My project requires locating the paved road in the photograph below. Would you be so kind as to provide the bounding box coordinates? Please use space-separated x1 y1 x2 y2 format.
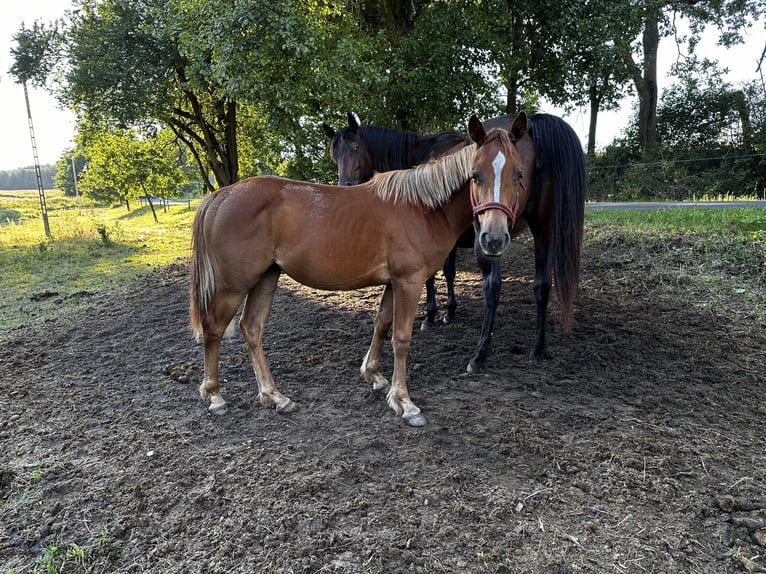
586 200 766 210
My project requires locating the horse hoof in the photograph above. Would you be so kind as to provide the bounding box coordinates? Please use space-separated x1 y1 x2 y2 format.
530 348 553 360
404 412 427 427
372 383 391 396
277 400 297 414
208 403 227 415
466 359 482 373
442 314 455 325
420 318 435 330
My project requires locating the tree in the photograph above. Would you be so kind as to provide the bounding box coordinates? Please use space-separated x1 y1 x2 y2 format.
66 0 242 190
53 150 86 198
11 0 240 190
657 61 747 151
614 0 765 157
77 127 187 216
544 2 638 158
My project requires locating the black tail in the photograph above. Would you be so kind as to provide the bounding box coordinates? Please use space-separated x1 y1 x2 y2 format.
528 113 586 331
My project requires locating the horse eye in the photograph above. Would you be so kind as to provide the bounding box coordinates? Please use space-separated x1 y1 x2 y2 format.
353 146 360 153
471 174 480 184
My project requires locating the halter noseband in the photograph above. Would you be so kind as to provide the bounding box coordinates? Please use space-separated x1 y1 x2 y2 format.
470 178 527 226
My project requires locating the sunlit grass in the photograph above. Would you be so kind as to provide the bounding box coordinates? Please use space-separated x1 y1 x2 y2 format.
0 190 197 331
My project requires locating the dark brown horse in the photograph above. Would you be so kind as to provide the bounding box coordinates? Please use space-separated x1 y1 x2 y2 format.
190 115 528 426
323 112 585 370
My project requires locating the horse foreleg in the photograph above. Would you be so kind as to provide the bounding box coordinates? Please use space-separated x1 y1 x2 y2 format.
442 247 458 324
387 281 427 427
361 285 393 392
531 242 553 359
199 292 243 414
240 267 296 413
420 275 438 330
467 251 502 373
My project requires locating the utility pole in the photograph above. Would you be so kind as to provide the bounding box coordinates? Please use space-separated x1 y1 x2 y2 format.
71 155 81 210
23 81 51 237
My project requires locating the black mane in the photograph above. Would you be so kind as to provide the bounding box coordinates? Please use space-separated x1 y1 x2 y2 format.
357 125 469 172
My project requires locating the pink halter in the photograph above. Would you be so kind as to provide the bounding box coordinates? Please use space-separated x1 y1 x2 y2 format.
470 178 527 226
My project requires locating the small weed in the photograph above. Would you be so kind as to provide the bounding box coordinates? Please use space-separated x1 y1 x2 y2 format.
32 527 108 574
476 551 490 569
26 469 45 482
95 224 112 246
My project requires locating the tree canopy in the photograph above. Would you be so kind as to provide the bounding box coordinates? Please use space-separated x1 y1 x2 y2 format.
10 0 765 189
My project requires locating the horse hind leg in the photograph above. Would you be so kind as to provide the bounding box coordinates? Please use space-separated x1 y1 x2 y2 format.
531 242 553 359
442 247 458 324
240 266 296 413
420 275 438 330
361 285 393 392
199 292 245 414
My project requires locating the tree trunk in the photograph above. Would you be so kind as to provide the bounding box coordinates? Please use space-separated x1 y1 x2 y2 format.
169 124 215 194
171 70 239 190
620 8 660 157
587 78 600 159
141 183 158 223
638 12 659 156
505 76 518 115
731 90 753 151
503 11 525 115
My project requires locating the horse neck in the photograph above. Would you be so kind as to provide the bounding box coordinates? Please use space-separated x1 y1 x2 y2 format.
359 126 418 171
359 126 470 170
438 182 473 237
412 132 470 165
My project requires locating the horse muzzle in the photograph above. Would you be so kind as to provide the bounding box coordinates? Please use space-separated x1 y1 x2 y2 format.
478 226 510 257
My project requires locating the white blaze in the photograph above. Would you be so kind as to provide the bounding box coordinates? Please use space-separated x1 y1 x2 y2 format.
492 151 506 202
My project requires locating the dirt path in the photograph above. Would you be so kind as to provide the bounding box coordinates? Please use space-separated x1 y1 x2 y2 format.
1 235 764 573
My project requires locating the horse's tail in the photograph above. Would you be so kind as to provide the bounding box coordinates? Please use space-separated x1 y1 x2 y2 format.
189 194 218 338
529 113 586 332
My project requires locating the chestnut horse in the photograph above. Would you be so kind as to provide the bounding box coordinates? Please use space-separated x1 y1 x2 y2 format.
190 115 528 426
323 112 585 370
323 114 472 329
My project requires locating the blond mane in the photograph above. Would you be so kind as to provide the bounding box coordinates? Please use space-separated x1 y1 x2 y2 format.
370 144 477 209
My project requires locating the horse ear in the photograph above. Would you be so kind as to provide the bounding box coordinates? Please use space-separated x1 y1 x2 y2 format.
468 114 487 146
322 123 336 139
347 112 360 133
510 111 528 141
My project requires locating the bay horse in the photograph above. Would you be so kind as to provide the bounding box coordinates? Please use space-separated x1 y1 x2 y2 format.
190 115 528 426
323 112 585 371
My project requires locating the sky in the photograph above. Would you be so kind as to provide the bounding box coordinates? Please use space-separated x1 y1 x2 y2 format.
1 1 764 171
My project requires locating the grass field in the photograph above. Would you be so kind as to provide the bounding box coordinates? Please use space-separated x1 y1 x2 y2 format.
1 189 765 332
0 190 197 331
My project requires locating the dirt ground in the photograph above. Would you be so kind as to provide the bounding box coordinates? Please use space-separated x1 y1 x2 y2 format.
1 232 765 574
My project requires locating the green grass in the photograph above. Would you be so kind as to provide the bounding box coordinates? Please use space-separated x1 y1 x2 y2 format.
31 527 109 574
0 190 197 332
585 207 766 323
586 206 766 240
